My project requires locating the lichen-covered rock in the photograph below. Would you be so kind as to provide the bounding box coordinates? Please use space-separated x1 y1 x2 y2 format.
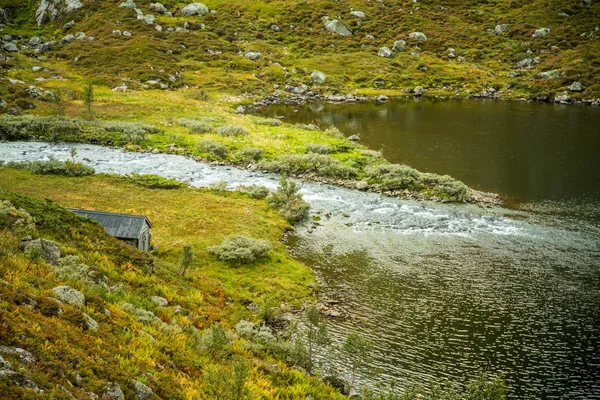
0 370 39 391
181 3 209 16
414 86 424 96
350 10 365 18
151 296 168 306
143 14 155 24
244 51 261 61
0 355 11 370
568 81 584 92
36 0 83 26
2 43 18 52
539 69 561 79
23 239 61 265
149 2 168 13
52 286 85 307
103 382 124 400
311 70 327 84
533 27 550 38
119 0 136 8
63 20 75 31
378 46 392 58
29 36 42 46
393 39 406 52
132 380 153 400
83 313 99 331
409 31 427 40
325 19 352 36
0 346 37 363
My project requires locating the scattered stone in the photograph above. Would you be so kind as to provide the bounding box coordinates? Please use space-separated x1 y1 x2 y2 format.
554 92 570 104
569 81 584 92
311 70 326 84
409 31 427 40
393 39 406 52
418 65 428 72
36 0 83 26
0 371 39 391
181 3 209 16
516 58 533 69
348 135 360 142
113 84 127 92
61 34 75 45
149 2 168 14
74 31 87 40
378 46 392 58
373 79 386 88
236 105 245 114
2 42 18 52
270 24 280 32
155 25 162 31
0 355 12 370
0 8 7 23
83 313 99 331
246 302 259 311
63 20 75 31
39 41 56 53
350 10 365 18
123 31 132 37
324 19 352 36
143 14 155 24
132 380 153 400
103 382 124 400
244 51 261 61
375 95 389 103
533 27 550 38
494 23 509 34
52 286 85 307
113 30 122 36
414 86 424 96
539 70 561 79
151 296 168 306
0 100 6 109
23 239 61 265
29 36 42 46
0 346 37 364
285 84 308 95
119 0 136 8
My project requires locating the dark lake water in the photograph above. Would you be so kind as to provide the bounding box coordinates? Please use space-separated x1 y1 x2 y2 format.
259 99 600 205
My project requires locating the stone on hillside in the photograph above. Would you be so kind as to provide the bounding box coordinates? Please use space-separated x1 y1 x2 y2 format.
244 51 261 61
348 135 360 142
409 31 427 40
516 58 532 68
393 39 406 52
29 37 42 46
143 14 155 24
378 46 392 58
494 24 509 34
23 239 61 265
554 92 570 104
132 380 153 400
270 24 281 32
350 10 365 18
0 371 39 391
373 79 386 88
113 30 122 36
311 70 327 84
83 313 99 331
325 19 352 36
569 81 584 92
533 28 550 38
151 296 168 306
0 346 37 363
134 8 143 19
539 70 561 79
52 286 85 307
0 355 11 370
119 0 136 8
150 2 168 14
414 86 424 96
285 84 308 95
63 20 75 31
123 31 132 37
75 32 87 40
61 34 75 45
2 42 18 52
103 382 124 400
36 0 83 26
0 8 7 23
155 25 162 31
181 3 209 16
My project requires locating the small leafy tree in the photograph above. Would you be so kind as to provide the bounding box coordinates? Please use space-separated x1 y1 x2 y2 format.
204 360 251 400
267 174 310 223
178 245 194 276
341 332 374 393
207 235 273 265
51 90 66 117
289 304 330 373
82 83 94 117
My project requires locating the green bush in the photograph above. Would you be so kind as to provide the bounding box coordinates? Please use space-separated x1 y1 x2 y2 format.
216 124 249 137
266 175 310 223
127 174 185 189
0 199 35 236
236 184 270 199
255 118 283 127
325 126 345 139
421 173 468 201
236 147 264 163
196 323 232 359
305 143 334 154
207 235 273 264
197 140 229 159
294 123 320 131
203 361 250 399
179 118 214 134
365 163 421 190
261 154 357 179
3 158 95 177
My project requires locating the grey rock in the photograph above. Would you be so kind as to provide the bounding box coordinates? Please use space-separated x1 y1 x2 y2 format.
0 355 12 370
409 31 427 40
568 81 584 92
2 42 18 52
414 86 424 96
392 39 406 52
143 14 156 25
554 92 570 103
113 30 122 36
155 25 162 31
348 135 360 142
516 58 532 68
378 46 392 58
61 34 75 45
119 0 136 8
36 0 82 26
0 346 37 363
151 296 168 306
2 34 13 41
150 2 168 14
181 3 209 16
29 36 42 46
23 239 61 265
270 24 280 32
134 8 144 20
74 32 87 40
236 105 245 114
350 10 365 18
494 23 509 34
373 79 386 88
285 84 308 95
539 70 561 79
311 70 327 84
123 31 132 37
0 8 7 23
0 100 6 109
244 51 261 61
63 20 75 31
83 313 99 331
52 286 85 307
533 28 550 38
103 382 124 400
39 41 56 53
132 380 153 400
0 370 39 391
418 65 428 72
324 19 352 36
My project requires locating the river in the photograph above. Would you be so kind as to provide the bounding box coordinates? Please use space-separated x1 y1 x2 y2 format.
1 100 599 400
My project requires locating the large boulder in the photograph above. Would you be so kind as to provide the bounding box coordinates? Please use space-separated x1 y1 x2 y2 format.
52 286 85 307
181 3 209 16
311 70 327 84
0 355 11 370
0 346 37 363
23 239 61 265
409 32 427 40
325 19 352 36
36 0 83 26
103 382 124 400
132 380 153 400
533 28 550 38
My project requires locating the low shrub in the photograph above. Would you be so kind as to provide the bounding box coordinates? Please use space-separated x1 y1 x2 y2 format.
207 235 273 264
235 147 264 163
267 175 310 223
360 149 383 158
3 158 95 177
0 199 36 235
236 184 270 199
196 323 233 359
305 143 333 154
216 124 249 137
209 180 228 192
127 174 185 189
37 297 61 317
179 118 214 134
294 123 320 131
365 163 422 190
197 140 229 159
255 118 283 127
324 126 345 139
261 154 357 179
421 173 468 201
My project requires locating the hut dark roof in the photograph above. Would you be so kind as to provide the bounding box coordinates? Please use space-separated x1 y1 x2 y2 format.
68 209 152 239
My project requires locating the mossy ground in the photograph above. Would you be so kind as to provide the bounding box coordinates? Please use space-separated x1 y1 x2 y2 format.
0 168 346 399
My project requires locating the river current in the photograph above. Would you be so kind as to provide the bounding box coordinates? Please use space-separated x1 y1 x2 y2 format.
1 141 598 399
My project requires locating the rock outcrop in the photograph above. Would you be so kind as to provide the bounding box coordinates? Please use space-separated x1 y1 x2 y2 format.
36 0 83 26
